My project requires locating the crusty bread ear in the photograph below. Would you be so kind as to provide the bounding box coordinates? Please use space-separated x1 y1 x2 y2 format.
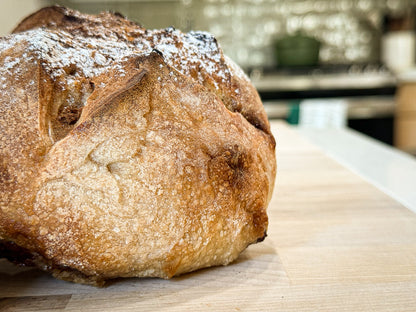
13 6 75 33
12 6 273 139
0 7 276 286
13 5 135 34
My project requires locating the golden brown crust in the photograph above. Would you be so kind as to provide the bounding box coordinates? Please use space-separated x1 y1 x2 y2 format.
0 6 276 285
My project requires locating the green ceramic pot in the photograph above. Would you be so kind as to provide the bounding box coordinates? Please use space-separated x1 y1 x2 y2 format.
275 33 321 67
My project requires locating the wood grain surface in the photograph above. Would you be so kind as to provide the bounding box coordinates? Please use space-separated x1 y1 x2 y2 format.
1 121 416 311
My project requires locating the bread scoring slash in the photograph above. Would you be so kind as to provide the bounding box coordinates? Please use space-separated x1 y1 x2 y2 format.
0 6 276 286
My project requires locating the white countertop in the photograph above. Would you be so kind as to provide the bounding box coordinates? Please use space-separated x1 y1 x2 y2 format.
270 120 416 214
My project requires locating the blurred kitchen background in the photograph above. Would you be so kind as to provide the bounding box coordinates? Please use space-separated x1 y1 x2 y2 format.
1 0 416 155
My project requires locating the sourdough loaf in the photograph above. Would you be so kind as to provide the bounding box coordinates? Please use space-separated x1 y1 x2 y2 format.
0 6 276 285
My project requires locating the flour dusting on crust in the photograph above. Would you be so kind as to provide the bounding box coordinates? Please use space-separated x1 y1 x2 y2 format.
1 9 233 88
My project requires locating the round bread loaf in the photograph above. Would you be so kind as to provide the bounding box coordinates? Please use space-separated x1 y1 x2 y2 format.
0 6 276 285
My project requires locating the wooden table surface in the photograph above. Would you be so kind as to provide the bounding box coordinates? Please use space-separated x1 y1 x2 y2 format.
1 121 416 311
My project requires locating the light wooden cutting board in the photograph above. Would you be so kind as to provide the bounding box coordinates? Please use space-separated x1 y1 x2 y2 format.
1 121 416 311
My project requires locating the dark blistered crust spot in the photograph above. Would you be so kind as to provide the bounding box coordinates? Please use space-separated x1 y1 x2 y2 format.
256 231 267 243
63 14 80 23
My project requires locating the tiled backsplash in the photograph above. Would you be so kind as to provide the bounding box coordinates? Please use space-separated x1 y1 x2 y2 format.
53 0 415 69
